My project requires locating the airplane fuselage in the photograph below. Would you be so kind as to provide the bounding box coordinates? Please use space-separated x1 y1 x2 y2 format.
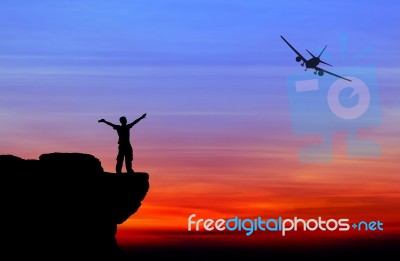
305 57 320 69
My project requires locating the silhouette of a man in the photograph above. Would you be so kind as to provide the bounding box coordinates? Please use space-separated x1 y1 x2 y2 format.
98 113 146 173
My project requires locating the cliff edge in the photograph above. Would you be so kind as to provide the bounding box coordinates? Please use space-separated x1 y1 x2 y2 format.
1 152 149 259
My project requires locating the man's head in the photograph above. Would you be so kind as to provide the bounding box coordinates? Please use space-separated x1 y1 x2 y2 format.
119 116 127 125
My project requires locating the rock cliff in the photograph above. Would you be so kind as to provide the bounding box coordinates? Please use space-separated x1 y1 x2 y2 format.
1 152 149 259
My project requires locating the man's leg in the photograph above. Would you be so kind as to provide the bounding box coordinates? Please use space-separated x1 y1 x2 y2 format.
126 159 134 174
126 145 134 173
116 151 124 174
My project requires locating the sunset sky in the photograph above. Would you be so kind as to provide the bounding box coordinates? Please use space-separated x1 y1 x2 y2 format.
0 0 399 249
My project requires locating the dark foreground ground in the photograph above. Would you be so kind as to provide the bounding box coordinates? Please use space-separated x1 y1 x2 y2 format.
121 237 399 260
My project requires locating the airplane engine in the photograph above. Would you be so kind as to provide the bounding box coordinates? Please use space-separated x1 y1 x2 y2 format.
318 70 324 76
295 56 301 62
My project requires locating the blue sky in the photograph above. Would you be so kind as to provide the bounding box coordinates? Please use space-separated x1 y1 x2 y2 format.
0 0 399 160
0 1 398 63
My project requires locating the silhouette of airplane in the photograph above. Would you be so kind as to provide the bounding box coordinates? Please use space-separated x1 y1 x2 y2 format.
281 35 351 82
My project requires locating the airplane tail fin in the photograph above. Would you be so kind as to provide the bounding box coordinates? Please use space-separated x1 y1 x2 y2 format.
318 45 331 66
318 45 328 58
306 49 315 58
320 60 332 66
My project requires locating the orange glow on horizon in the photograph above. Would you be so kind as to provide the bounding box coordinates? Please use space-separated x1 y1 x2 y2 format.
2 116 399 248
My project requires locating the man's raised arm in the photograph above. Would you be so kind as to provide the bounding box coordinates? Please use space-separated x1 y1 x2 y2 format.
128 113 147 127
98 119 117 128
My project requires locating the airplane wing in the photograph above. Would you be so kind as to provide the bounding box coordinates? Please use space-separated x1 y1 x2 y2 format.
280 35 307 63
315 66 352 82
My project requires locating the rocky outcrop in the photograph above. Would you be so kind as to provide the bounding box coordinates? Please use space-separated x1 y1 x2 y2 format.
1 152 149 259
